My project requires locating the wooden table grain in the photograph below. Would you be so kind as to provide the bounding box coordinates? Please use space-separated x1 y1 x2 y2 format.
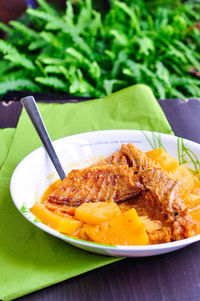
1 98 200 301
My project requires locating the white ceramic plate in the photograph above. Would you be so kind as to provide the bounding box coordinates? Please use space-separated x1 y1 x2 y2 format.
10 130 200 257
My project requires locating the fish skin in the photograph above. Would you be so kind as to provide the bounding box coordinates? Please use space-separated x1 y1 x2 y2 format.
48 165 143 207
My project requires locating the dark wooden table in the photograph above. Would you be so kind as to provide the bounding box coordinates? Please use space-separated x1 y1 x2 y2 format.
1 98 200 301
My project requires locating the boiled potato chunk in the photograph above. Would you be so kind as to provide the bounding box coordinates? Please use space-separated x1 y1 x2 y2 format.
75 201 120 225
146 148 179 172
189 207 200 235
171 165 194 194
81 208 149 245
184 194 200 210
192 178 200 195
31 201 82 235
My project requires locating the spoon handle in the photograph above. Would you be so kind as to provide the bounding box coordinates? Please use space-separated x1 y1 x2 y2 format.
21 96 66 181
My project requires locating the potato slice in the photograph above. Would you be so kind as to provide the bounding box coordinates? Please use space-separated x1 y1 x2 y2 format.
31 201 82 235
184 194 200 210
146 148 179 172
192 178 200 195
75 201 120 225
189 207 200 235
170 165 194 194
82 208 149 246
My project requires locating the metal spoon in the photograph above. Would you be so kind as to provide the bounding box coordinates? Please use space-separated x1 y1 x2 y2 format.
21 96 66 181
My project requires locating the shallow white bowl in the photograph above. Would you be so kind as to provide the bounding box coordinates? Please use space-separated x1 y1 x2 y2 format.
10 130 200 257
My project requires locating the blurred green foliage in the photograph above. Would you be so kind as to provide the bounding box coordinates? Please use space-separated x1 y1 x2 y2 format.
0 0 199 98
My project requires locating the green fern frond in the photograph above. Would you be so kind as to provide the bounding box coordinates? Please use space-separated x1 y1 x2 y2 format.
113 1 140 32
125 60 141 82
35 76 66 90
75 0 93 33
64 0 74 24
40 32 62 49
37 57 64 65
175 40 200 72
153 78 166 99
0 79 40 95
184 85 200 97
44 65 68 77
27 8 60 24
170 76 200 86
0 23 13 35
44 66 62 74
9 21 38 39
71 35 93 59
0 40 34 70
4 53 35 70
27 8 93 59
0 70 29 82
171 89 185 99
28 39 47 51
66 47 88 63
37 0 58 16
89 11 103 37
0 40 17 55
103 79 124 95
0 61 14 75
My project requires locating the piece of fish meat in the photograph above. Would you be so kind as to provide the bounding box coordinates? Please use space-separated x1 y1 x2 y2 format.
47 165 143 207
118 144 196 240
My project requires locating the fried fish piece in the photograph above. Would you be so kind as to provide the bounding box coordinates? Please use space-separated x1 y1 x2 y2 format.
140 167 197 240
118 144 196 240
120 143 159 170
96 143 158 170
92 149 132 168
47 165 143 207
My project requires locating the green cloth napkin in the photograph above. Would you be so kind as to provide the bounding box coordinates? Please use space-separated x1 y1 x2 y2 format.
0 128 15 170
0 84 173 301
